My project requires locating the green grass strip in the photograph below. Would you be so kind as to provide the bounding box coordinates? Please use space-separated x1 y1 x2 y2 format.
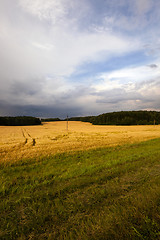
0 138 160 239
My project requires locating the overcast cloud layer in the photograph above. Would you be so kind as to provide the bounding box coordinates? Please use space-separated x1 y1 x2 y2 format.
0 0 160 118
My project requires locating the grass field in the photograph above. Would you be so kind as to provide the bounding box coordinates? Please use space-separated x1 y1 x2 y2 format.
0 122 160 239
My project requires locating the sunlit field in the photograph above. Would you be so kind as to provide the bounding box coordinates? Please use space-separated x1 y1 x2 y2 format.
0 121 160 163
1 121 160 239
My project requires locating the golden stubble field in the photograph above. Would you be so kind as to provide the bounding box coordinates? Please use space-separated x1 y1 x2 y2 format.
1 121 160 163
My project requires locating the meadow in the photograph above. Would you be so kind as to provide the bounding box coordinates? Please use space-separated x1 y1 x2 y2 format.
0 122 160 239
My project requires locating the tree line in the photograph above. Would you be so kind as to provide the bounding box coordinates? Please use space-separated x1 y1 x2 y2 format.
14 110 159 126
0 116 41 126
41 118 61 122
67 111 160 125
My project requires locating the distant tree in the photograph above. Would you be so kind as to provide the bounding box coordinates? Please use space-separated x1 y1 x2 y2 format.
66 111 160 126
0 116 41 126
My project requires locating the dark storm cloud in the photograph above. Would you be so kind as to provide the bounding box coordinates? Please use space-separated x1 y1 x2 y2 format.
0 102 84 119
11 80 43 96
1 77 160 118
148 64 158 68
95 88 142 104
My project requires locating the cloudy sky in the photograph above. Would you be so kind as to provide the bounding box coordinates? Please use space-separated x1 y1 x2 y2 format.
1 0 160 118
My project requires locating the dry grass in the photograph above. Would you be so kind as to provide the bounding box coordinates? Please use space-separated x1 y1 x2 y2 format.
1 121 160 163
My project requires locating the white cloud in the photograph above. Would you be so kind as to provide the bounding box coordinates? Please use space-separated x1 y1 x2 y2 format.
31 42 54 50
0 0 141 83
18 0 89 26
18 0 67 22
93 63 160 92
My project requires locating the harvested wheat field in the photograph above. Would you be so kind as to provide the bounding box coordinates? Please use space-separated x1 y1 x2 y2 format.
0 121 160 163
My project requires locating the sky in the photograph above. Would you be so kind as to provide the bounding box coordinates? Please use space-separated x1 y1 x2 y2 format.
0 0 160 118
